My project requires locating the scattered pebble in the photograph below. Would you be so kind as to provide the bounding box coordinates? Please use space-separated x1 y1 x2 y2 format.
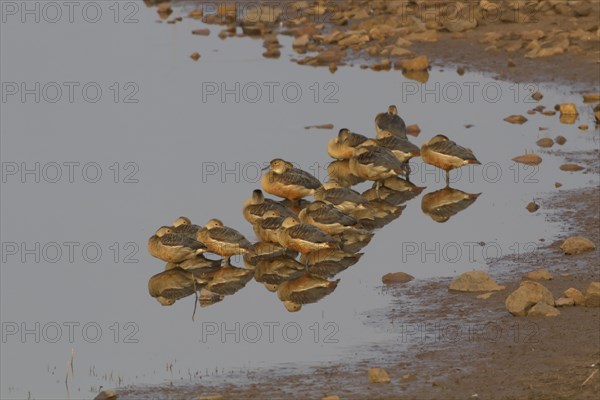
578 124 589 131
564 288 585 305
582 93 600 103
524 268 552 281
304 124 334 130
536 138 554 148
555 182 562 188
449 271 505 292
504 115 528 124
512 154 542 166
554 297 575 307
560 164 584 171
560 236 596 255
527 302 560 317
476 292 494 300
555 135 567 145
526 201 540 212
192 28 210 36
190 52 201 61
368 368 391 383
406 124 421 137
584 282 600 307
396 55 429 71
531 91 543 101
505 281 554 317
382 272 414 285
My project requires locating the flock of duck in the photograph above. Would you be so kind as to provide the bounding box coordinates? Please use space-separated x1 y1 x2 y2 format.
147 105 482 312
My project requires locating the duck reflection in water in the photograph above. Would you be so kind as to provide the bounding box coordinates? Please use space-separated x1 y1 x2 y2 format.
421 187 482 223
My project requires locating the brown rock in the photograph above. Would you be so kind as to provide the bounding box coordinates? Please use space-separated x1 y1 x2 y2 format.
555 135 567 145
449 271 505 292
584 282 600 307
304 124 334 130
402 70 429 83
504 115 528 124
328 63 338 73
531 91 543 101
192 29 210 36
579 124 589 131
390 47 415 58
527 302 560 317
582 93 600 103
457 66 465 76
196 396 224 400
542 110 557 116
560 236 596 255
293 34 310 48
396 55 429 71
559 103 579 115
505 281 555 317
555 182 562 188
571 0 592 16
94 390 117 400
406 124 421 137
512 154 542 166
338 33 370 47
188 9 203 19
521 30 545 41
564 287 585 305
477 292 495 299
382 272 414 285
371 59 391 71
321 396 340 400
406 30 438 42
395 37 412 47
444 18 477 33
368 368 391 383
555 297 575 307
560 164 584 171
526 201 540 212
263 48 281 58
190 52 200 61
536 138 554 148
524 269 552 281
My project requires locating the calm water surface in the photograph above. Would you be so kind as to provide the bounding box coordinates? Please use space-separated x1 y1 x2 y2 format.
1 2 598 398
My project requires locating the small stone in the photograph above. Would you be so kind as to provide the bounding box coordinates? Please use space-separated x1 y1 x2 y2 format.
512 154 542 166
542 110 557 116
382 272 414 285
477 292 494 299
396 55 429 71
560 236 596 255
157 3 172 13
579 124 589 131
584 282 600 307
190 52 200 61
521 30 545 41
527 302 560 317
293 34 310 48
555 297 575 307
560 164 584 171
328 63 338 73
504 115 528 124
406 124 421 137
402 70 429 83
582 93 600 103
524 269 552 280
371 59 391 71
505 281 555 317
449 271 505 292
321 396 340 400
368 367 391 383
395 37 412 47
192 29 210 36
559 103 579 115
532 91 543 101
94 390 117 400
526 201 540 212
390 47 415 58
457 66 465 75
555 182 562 188
564 288 585 305
571 0 592 16
262 48 281 58
508 59 516 67
304 124 334 130
555 135 567 145
402 373 416 381
536 138 554 148
188 9 203 19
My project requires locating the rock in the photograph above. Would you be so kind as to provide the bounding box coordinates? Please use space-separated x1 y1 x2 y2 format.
157 3 172 13
570 0 592 16
536 138 554 148
560 164 584 171
192 29 210 36
512 154 542 166
321 396 340 400
293 34 310 47
196 396 224 400
406 124 421 137
526 201 540 212
559 103 579 115
504 115 528 124
263 48 281 58
579 124 589 131
444 18 477 33
527 302 560 317
584 282 600 307
457 66 465 76
505 281 555 317
338 34 370 47
582 93 600 103
190 52 200 61
477 292 495 299
368 367 391 383
371 59 391 71
564 287 585 305
94 390 117 400
531 91 543 101
304 124 334 130
555 182 562 188
402 70 429 83
406 30 438 42
328 63 338 73
396 55 429 71
402 373 416 381
542 110 556 116
382 272 414 285
390 47 415 58
480 32 502 44
560 236 596 255
524 269 552 280
449 271 505 292
555 135 567 145
395 37 412 47
188 9 203 19
521 30 545 41
555 297 575 307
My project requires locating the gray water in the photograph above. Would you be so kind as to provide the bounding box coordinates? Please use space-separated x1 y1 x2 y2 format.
1 2 599 398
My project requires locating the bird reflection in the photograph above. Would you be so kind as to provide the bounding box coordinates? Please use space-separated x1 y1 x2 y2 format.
148 268 207 306
421 187 482 223
277 275 340 312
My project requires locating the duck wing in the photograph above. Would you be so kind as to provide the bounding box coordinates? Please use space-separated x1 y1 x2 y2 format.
428 140 478 161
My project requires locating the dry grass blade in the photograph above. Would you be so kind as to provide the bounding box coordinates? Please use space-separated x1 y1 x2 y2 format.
581 368 598 386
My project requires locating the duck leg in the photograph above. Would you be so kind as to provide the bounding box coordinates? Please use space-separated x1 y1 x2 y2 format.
445 171 450 187
375 181 381 199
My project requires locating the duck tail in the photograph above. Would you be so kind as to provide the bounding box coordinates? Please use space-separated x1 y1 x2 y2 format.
466 159 481 165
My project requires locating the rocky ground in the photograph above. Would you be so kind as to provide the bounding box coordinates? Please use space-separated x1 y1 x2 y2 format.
115 1 600 399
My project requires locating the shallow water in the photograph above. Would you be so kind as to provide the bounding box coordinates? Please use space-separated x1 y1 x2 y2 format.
1 2 599 398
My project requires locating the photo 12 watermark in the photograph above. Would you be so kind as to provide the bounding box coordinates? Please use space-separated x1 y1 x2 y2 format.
201 81 340 104
397 321 540 344
1 82 140 104
200 321 340 344
1 1 140 24
1 242 140 264
1 321 140 344
399 241 539 264
1 162 140 184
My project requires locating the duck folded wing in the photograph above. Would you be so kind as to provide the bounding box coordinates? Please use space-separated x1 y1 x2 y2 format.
172 224 201 238
161 234 206 250
208 227 253 249
259 216 285 230
344 132 369 146
376 114 406 137
310 207 357 226
285 169 322 189
428 140 478 161
286 224 336 243
356 147 404 171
